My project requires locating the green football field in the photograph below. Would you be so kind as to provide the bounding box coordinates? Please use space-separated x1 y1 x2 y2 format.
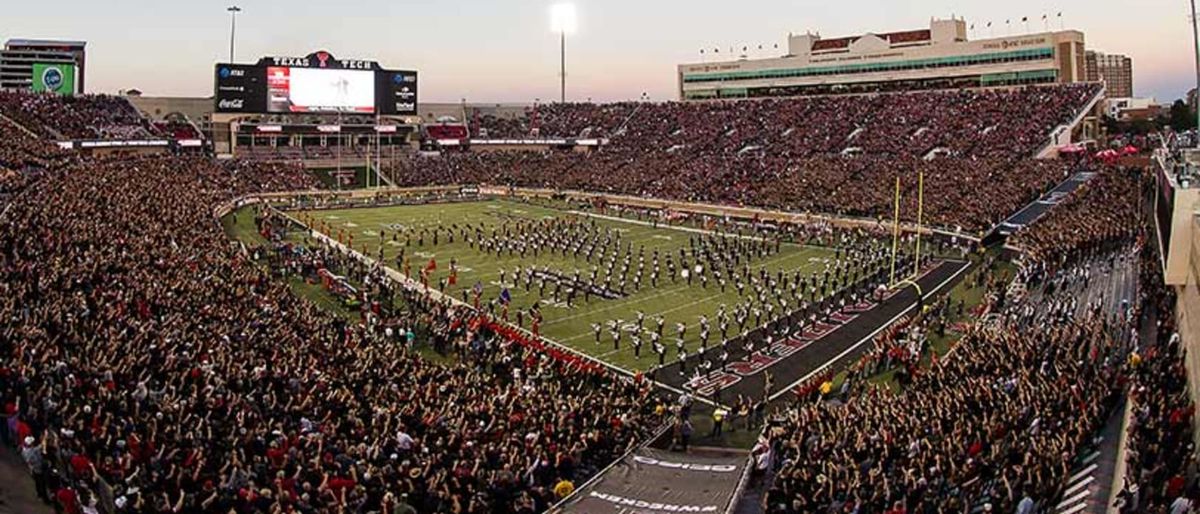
293 199 837 372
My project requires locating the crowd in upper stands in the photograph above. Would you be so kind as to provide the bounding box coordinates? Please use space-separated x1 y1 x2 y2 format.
0 91 159 140
387 149 1069 233
390 84 1101 232
1011 167 1143 263
473 103 637 140
0 117 72 169
473 84 1097 158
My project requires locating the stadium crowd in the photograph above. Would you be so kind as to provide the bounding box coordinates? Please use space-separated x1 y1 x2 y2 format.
1115 242 1196 513
0 91 158 140
0 78 1164 514
1011 167 1144 264
394 84 1101 232
388 151 1067 233
762 158 1148 513
0 152 663 514
763 304 1128 513
0 116 73 171
473 85 1097 158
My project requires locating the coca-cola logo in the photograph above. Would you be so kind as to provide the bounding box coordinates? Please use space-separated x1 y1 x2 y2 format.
218 98 245 110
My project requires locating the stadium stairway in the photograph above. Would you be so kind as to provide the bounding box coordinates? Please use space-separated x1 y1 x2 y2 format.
0 112 43 140
610 101 645 137
1057 399 1126 514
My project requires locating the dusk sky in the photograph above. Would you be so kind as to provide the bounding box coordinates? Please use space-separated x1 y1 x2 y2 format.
4 0 1195 103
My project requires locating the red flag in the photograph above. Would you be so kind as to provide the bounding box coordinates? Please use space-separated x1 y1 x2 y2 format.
425 258 437 271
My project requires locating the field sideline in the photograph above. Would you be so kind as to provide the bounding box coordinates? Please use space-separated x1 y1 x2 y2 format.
294 199 838 372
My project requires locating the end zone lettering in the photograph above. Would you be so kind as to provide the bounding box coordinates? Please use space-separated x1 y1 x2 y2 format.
587 492 719 512
632 456 738 473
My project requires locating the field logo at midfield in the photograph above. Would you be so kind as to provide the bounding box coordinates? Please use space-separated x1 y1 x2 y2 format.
383 223 407 231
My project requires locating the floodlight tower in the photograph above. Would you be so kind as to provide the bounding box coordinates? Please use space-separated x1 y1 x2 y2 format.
227 6 241 62
550 4 577 103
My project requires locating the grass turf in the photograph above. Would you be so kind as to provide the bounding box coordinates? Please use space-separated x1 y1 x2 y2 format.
291 199 837 373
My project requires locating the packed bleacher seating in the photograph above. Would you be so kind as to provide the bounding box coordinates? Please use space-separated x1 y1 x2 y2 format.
386 151 1068 232
764 243 1136 513
1114 241 1193 513
473 84 1098 157
397 84 1101 232
761 159 1147 513
0 91 160 140
472 103 639 139
0 115 73 172
0 81 1145 514
0 121 664 513
1011 167 1143 263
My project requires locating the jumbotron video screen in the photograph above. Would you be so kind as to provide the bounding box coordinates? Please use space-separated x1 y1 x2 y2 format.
214 51 417 115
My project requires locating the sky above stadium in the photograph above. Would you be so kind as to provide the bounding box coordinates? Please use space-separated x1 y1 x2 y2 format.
3 0 1195 103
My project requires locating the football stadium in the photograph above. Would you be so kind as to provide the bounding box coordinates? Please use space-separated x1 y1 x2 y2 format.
0 3 1196 514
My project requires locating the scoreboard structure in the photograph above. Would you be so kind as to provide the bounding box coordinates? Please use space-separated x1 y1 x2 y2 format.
215 51 417 116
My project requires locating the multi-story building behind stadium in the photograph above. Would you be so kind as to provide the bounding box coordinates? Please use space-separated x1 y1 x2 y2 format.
677 18 1087 100
1085 50 1133 98
0 39 86 92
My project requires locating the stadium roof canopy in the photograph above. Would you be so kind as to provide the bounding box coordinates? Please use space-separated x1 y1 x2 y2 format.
5 39 88 48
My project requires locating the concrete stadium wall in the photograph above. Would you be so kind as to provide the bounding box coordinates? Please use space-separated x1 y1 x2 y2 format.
1176 216 1200 453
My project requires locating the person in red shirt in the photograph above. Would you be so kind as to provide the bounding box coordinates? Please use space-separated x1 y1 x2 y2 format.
69 453 93 478
55 485 82 514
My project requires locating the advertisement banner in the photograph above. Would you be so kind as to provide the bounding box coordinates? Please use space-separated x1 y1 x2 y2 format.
215 60 416 115
214 63 268 113
377 70 418 115
560 448 746 514
32 63 76 95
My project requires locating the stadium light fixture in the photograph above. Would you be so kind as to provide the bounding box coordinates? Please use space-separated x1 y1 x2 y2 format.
550 4 578 35
550 4 577 103
227 6 242 63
